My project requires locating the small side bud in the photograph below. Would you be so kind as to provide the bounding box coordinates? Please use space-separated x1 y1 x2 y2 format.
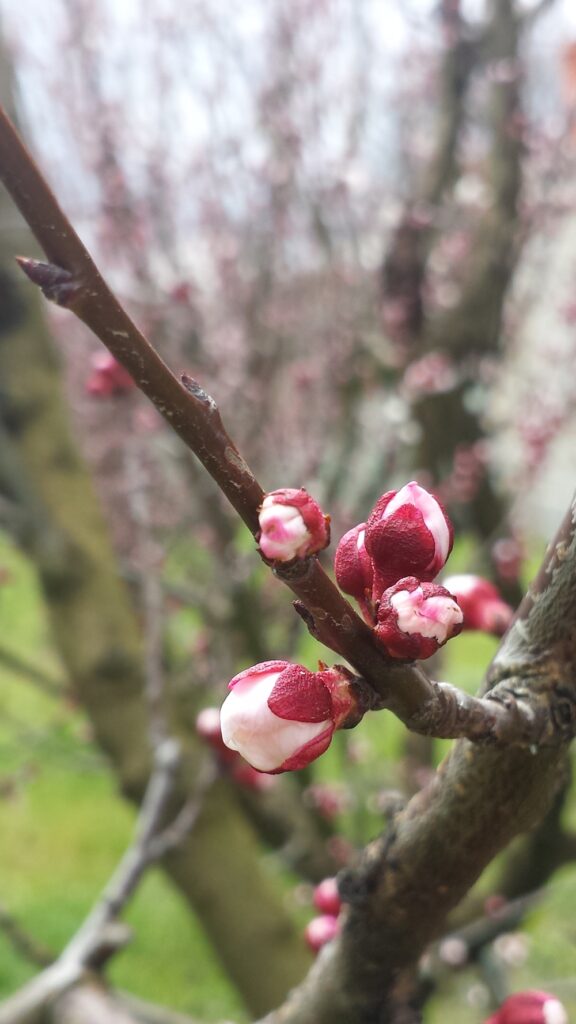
375 576 463 659
220 660 359 774
334 524 375 624
484 991 568 1024
16 257 81 307
365 481 453 598
258 488 330 562
442 574 513 637
313 877 342 917
304 914 340 953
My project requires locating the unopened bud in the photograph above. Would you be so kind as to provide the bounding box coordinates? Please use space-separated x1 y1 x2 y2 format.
304 914 340 953
375 576 463 659
334 523 375 623
220 661 359 773
365 481 453 599
313 877 342 917
442 574 513 636
258 488 330 562
484 991 568 1024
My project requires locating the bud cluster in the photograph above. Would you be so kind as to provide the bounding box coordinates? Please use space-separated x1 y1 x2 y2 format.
336 481 463 660
218 480 513 776
304 877 343 954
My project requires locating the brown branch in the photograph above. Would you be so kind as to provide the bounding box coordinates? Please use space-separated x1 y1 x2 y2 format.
256 495 576 1024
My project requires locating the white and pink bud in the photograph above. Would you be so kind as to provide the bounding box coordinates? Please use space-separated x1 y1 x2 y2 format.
220 661 358 774
484 991 568 1024
442 574 513 637
196 707 276 790
313 877 342 917
86 352 134 398
304 914 341 954
375 576 463 660
365 481 453 599
334 524 375 624
258 488 330 562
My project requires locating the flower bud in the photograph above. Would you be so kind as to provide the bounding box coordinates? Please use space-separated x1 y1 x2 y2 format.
86 352 134 397
365 481 453 598
442 574 513 637
220 660 358 774
313 877 342 917
258 488 330 562
304 914 341 953
375 577 463 659
485 991 568 1024
334 524 375 623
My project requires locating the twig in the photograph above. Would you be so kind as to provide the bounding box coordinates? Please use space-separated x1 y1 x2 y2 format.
0 102 574 751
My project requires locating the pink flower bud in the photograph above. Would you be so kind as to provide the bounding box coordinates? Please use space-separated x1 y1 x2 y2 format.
334 524 375 623
313 877 342 917
304 914 341 953
365 481 453 598
442 574 513 636
375 577 463 659
220 660 357 773
258 488 330 562
86 352 134 397
485 991 568 1024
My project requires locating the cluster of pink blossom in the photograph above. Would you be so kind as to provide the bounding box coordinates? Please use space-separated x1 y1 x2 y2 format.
218 481 513 776
304 877 342 954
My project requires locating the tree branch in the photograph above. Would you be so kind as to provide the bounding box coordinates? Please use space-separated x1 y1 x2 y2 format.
0 102 573 752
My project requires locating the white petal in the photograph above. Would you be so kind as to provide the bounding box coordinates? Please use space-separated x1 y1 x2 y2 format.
220 671 331 771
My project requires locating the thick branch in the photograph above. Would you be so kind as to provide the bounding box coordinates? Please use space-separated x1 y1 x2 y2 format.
257 496 576 1023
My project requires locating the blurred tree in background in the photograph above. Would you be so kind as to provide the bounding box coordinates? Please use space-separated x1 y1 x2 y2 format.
0 1 576 1022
